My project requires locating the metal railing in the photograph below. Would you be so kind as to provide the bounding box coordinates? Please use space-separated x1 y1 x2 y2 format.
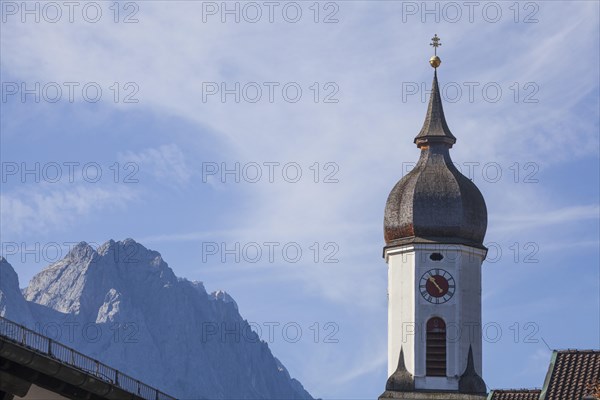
0 316 176 400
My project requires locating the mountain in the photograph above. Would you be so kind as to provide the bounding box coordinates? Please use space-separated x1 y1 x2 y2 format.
0 239 313 400
0 256 36 327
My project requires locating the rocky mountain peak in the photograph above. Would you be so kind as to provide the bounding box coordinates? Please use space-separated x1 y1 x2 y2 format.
1 239 313 399
0 257 36 326
66 241 96 262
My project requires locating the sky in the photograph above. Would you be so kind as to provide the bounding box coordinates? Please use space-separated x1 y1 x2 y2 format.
1 1 599 398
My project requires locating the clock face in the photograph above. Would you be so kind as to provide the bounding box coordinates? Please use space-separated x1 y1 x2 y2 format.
419 269 455 304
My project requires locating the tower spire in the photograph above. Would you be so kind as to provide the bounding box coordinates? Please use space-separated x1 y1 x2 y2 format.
414 34 456 148
385 347 414 392
382 36 488 396
458 345 487 394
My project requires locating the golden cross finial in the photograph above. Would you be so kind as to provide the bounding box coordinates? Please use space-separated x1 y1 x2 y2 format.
429 34 442 69
430 34 441 56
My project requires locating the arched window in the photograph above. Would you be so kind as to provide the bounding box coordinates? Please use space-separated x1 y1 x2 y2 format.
426 317 446 376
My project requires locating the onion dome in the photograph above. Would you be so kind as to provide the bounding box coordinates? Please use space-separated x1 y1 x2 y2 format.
384 49 487 249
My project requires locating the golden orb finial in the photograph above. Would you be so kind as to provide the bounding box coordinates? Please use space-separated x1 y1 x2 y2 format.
429 34 442 68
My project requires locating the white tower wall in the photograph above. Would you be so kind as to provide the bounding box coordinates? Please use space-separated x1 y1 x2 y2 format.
385 243 486 391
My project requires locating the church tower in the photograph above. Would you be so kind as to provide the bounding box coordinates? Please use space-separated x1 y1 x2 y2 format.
380 36 488 400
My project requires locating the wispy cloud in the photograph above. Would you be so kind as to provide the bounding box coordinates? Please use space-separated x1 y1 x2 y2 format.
1 2 598 398
119 144 192 186
0 185 138 236
490 204 600 233
521 348 553 378
332 346 387 385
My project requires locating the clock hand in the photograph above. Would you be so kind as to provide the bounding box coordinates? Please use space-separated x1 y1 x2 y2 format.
428 277 444 294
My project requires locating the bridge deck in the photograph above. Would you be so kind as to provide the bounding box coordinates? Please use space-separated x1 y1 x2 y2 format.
0 316 176 400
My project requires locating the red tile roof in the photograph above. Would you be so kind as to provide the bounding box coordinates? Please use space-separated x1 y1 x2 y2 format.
488 389 541 400
541 349 600 400
488 350 600 400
